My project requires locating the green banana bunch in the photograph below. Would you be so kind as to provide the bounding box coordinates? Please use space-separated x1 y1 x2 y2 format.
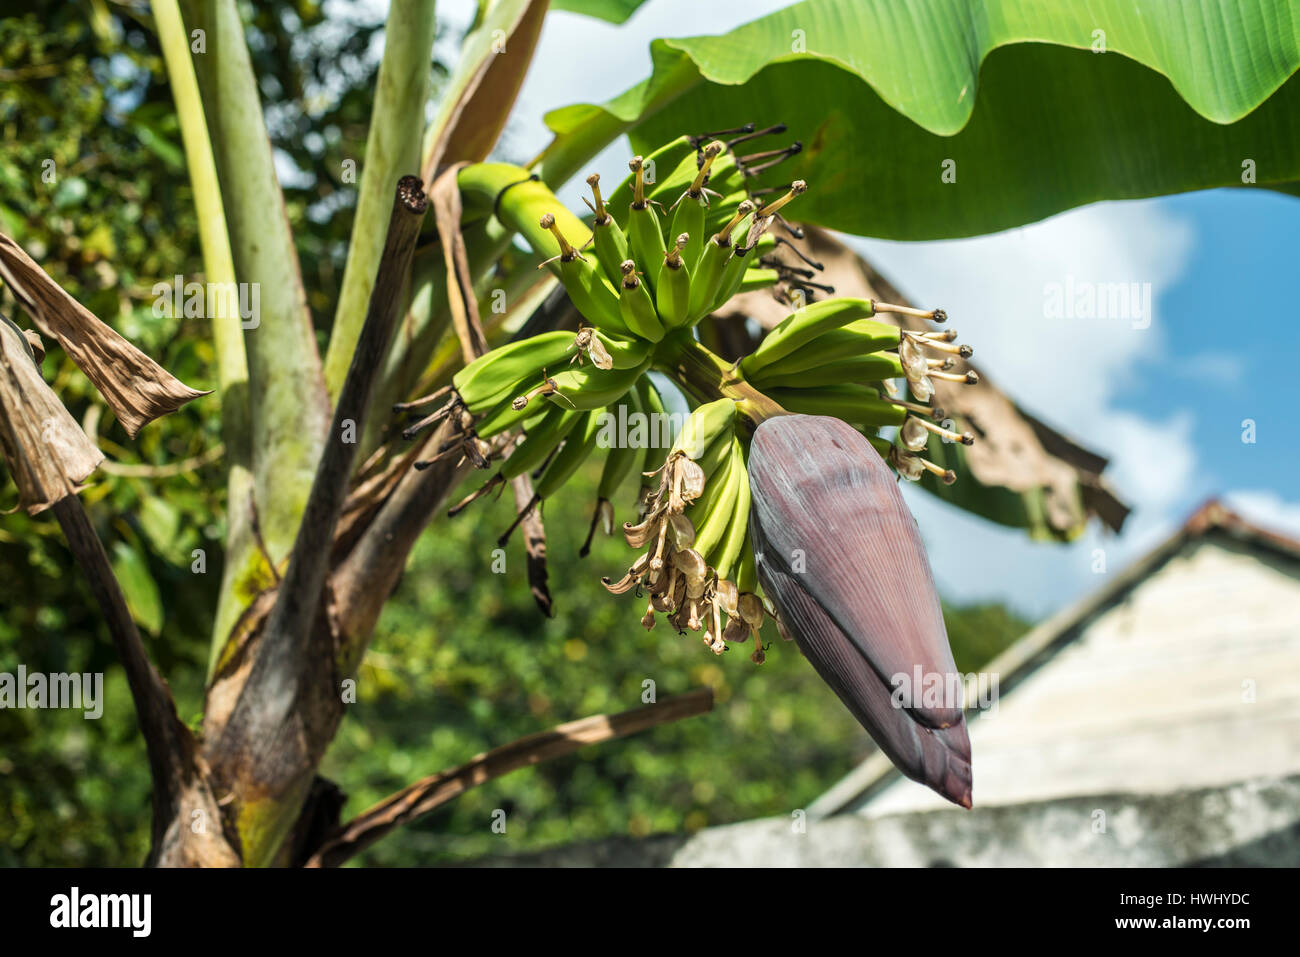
560 137 808 339
414 128 978 653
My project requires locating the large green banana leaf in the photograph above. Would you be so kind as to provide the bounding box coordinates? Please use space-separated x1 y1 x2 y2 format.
537 0 1300 237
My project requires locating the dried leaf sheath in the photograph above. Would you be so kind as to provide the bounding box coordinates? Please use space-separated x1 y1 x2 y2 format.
0 232 207 437
0 314 103 514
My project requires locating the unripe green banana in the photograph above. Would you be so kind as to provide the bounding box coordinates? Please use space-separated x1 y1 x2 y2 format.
689 437 743 560
589 329 653 369
712 243 758 315
584 174 630 288
762 385 907 427
687 236 732 323
670 192 707 272
709 442 751 580
734 539 759 595
500 406 582 480
707 181 806 316
475 391 533 439
685 200 755 323
760 318 902 377
453 330 578 412
683 437 734 545
655 233 693 329
672 397 737 462
557 248 626 333
740 297 877 379
543 354 652 411
534 410 603 499
625 157 666 291
738 268 780 293
750 352 905 389
618 260 665 341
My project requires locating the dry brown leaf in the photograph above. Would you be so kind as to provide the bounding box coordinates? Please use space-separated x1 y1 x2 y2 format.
0 232 207 437
0 313 104 514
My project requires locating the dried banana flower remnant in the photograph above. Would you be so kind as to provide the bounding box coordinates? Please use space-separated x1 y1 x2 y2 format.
0 232 207 437
0 313 104 514
748 414 973 808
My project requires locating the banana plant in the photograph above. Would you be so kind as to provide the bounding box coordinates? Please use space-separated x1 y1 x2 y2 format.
3 0 1295 866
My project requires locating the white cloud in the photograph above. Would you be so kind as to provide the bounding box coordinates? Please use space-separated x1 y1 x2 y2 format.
846 201 1194 429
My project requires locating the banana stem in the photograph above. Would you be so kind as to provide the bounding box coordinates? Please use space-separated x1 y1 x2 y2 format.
653 331 786 433
458 162 592 262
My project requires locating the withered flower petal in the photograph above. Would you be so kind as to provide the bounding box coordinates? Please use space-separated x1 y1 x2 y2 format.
714 579 739 617
623 511 661 548
0 232 207 437
671 546 707 583
601 553 649 594
0 314 104 513
748 414 972 807
667 512 696 549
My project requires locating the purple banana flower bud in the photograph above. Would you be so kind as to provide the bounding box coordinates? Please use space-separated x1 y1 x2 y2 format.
748 414 973 808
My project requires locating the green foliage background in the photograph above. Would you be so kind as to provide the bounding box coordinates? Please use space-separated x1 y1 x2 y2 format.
0 2 1028 866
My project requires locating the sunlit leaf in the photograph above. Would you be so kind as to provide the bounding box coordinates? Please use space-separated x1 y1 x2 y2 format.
539 0 1300 237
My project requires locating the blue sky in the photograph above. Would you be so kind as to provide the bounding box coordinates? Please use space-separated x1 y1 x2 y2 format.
854 188 1300 616
416 0 1300 618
